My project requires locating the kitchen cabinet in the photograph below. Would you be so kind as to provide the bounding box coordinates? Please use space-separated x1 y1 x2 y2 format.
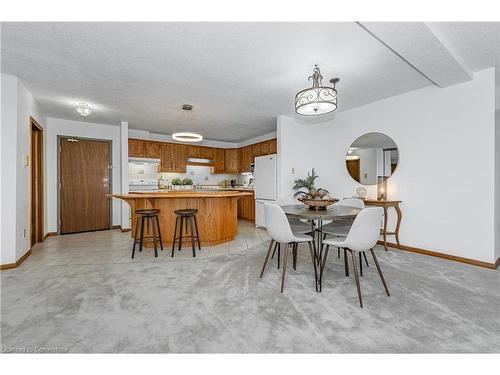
237 192 255 221
187 145 201 158
145 141 161 158
199 146 214 160
224 148 238 174
173 144 188 173
213 148 225 174
160 143 174 172
259 140 271 156
239 145 253 173
269 138 277 154
251 143 262 158
128 139 145 157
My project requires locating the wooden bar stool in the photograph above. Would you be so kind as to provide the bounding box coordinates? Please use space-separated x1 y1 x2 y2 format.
132 209 163 258
171 209 201 258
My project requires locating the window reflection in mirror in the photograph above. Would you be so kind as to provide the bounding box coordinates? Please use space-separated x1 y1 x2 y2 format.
346 132 399 186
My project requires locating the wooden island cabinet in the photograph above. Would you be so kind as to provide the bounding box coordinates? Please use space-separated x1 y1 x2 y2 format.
127 137 276 175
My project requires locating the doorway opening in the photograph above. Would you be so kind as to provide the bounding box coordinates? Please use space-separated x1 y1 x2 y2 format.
30 117 44 247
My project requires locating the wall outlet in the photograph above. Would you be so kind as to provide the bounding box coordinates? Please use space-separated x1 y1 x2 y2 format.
23 228 27 238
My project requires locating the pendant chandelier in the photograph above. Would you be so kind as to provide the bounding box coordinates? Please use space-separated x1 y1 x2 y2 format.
172 104 203 143
295 65 339 116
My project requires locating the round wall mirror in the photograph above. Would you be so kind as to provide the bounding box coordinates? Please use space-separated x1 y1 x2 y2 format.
345 132 399 185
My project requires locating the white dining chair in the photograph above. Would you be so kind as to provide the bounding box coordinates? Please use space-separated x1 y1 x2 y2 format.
260 203 318 292
270 198 314 270
322 207 390 308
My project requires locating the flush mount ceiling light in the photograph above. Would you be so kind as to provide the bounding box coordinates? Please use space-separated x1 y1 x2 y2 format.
295 65 339 116
172 104 203 143
76 102 92 118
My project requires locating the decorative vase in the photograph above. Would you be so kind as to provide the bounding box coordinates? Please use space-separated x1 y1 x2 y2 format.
298 197 338 210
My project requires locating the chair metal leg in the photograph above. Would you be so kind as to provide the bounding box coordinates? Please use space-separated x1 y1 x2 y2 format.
277 244 280 269
350 250 363 308
370 248 390 296
338 247 340 258
271 240 276 259
359 251 363 276
155 216 163 250
259 240 274 278
293 243 297 271
280 243 290 293
319 244 330 292
189 217 196 257
151 217 158 258
363 251 369 267
132 216 141 259
344 248 349 276
171 216 179 257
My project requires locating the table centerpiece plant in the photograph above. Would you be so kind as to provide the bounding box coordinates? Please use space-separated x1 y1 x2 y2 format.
293 168 338 210
171 177 183 190
181 177 193 190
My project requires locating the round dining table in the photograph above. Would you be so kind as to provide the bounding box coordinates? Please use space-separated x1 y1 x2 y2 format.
281 204 361 292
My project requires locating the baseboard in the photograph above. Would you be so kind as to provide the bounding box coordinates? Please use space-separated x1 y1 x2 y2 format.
44 232 57 240
0 249 32 270
112 225 121 230
378 241 499 270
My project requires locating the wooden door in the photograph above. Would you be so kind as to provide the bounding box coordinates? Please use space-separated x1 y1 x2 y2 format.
173 144 188 172
145 141 161 158
30 118 44 246
160 143 174 172
128 139 145 157
346 159 360 182
213 148 225 174
59 138 111 234
224 148 238 174
199 146 214 160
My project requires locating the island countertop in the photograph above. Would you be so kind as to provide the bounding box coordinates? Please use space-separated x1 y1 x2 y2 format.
112 190 253 248
112 191 253 199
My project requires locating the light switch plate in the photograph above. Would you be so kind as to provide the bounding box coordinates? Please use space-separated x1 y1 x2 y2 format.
24 155 29 167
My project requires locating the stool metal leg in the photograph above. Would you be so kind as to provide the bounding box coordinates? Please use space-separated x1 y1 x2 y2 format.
171 216 179 257
151 216 158 258
139 216 145 252
132 215 141 259
155 215 163 251
178 216 184 251
189 217 196 257
193 215 201 250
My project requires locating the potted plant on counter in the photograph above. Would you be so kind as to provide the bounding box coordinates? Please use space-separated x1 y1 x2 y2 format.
293 168 338 210
171 177 183 190
181 177 193 190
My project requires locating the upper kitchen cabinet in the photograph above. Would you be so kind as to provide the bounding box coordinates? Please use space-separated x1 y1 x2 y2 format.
224 148 238 174
213 148 225 174
128 139 145 157
160 143 174 172
187 145 201 158
251 142 261 158
269 138 277 154
145 141 161 158
173 144 188 173
199 146 214 160
259 140 271 156
239 145 253 173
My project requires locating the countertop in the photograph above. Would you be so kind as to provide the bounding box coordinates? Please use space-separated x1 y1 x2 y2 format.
112 191 253 199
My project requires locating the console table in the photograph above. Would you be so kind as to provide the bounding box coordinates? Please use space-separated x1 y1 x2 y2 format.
363 199 402 250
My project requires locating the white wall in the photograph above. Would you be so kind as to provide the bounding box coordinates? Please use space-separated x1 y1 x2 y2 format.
278 68 497 263
495 108 500 262
46 118 122 233
0 73 45 264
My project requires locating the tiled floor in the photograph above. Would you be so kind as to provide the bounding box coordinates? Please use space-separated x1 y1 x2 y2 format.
24 219 270 267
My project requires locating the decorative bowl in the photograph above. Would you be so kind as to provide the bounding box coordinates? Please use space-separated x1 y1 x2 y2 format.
298 197 338 210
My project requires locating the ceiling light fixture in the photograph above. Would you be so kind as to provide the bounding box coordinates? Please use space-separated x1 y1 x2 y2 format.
295 65 339 116
172 104 203 143
76 102 92 118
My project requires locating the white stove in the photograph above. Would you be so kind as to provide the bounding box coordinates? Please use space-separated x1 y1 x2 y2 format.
129 178 159 192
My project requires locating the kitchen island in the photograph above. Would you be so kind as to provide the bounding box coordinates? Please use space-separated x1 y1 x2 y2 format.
112 191 253 247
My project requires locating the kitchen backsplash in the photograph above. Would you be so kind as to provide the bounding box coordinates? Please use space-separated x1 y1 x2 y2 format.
129 164 252 186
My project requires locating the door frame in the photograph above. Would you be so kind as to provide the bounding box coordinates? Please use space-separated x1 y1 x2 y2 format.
29 116 44 248
57 135 113 235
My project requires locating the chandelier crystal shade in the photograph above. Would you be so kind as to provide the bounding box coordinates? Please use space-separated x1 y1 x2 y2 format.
295 65 339 116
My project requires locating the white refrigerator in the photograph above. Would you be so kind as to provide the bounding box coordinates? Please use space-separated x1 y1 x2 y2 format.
254 154 277 228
